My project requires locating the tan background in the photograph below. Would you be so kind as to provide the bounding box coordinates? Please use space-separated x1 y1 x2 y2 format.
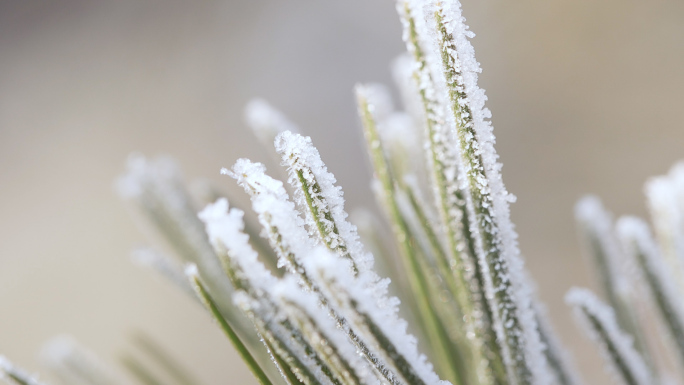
1 0 684 383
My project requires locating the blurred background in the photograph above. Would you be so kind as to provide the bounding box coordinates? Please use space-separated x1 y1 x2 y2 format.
1 0 684 383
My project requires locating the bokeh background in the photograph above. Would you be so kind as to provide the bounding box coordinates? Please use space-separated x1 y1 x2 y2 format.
1 0 684 383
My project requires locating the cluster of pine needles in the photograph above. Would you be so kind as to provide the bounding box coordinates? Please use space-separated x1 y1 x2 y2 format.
3 1 684 385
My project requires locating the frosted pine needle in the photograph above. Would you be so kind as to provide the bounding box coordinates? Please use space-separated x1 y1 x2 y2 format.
11 2 684 385
0 357 47 385
226 159 314 275
566 288 653 385
302 247 449 385
617 216 684 365
574 196 649 360
428 2 553 384
357 83 468 385
645 166 684 294
275 131 374 275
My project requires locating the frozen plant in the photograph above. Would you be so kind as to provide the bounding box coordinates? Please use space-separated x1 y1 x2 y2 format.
569 163 684 385
2 1 684 385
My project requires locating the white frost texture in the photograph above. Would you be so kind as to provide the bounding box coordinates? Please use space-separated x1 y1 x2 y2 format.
566 288 652 385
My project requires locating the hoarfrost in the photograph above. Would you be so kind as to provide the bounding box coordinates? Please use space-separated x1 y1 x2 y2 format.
617 216 684 363
575 196 631 300
199 198 278 290
272 276 382 385
566 288 652 385
116 154 230 294
616 216 681 314
400 1 552 383
275 131 375 275
226 158 314 274
304 246 449 385
392 54 426 130
646 169 684 290
0 356 45 385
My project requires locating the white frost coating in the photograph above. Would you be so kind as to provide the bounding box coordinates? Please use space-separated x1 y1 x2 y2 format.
41 335 79 366
396 177 446 267
0 356 8 380
199 198 278 290
199 198 348 384
532 299 584 385
391 56 432 194
405 1 551 383
226 158 314 272
304 246 449 385
275 131 375 274
671 162 684 206
575 196 632 298
272 276 382 385
233 290 337 385
245 98 299 145
117 154 186 206
382 112 430 189
616 216 684 339
116 154 228 290
0 356 45 385
646 173 684 287
403 174 442 231
397 1 464 231
270 134 441 384
395 187 436 263
566 288 652 385
392 54 426 129
358 83 395 123
379 113 418 154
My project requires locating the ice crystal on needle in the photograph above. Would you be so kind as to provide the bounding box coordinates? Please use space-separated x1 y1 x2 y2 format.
275 131 375 275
